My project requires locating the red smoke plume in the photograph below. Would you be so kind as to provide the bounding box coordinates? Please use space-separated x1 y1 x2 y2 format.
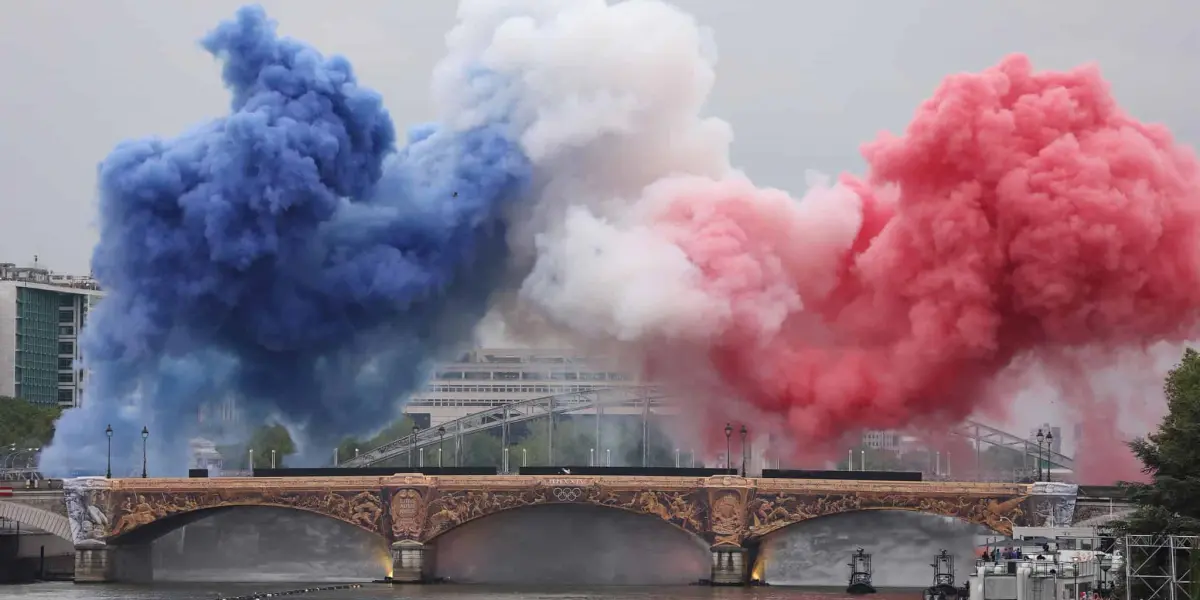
655 55 1200 482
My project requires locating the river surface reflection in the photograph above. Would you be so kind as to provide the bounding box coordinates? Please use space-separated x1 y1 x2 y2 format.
0 582 923 600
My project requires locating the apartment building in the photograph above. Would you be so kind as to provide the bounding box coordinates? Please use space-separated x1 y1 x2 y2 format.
0 263 103 407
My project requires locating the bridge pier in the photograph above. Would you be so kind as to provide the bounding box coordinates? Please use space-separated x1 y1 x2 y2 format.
709 546 747 586
390 540 429 583
74 542 152 583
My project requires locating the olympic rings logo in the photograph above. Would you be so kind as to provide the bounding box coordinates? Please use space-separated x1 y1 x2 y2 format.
552 487 583 502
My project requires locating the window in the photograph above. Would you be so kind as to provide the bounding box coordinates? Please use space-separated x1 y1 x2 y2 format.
58 372 74 383
495 371 520 380
59 295 75 307
59 325 74 336
58 341 74 355
58 309 74 323
58 388 74 403
58 357 73 370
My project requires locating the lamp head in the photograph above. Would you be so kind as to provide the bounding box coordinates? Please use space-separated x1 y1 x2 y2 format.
740 424 748 436
141 426 149 440
1036 429 1044 443
724 423 733 438
105 424 113 438
438 425 445 436
412 424 419 434
1045 431 1054 442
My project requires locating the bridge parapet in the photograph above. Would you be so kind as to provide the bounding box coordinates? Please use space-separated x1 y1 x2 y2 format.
56 475 1079 584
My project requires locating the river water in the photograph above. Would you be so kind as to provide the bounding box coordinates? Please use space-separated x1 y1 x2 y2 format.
0 582 923 600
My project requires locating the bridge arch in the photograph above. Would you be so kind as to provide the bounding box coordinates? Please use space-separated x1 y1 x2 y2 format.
106 490 386 546
425 502 712 585
749 506 1007 543
420 494 709 547
752 508 996 588
744 493 1025 541
0 500 73 543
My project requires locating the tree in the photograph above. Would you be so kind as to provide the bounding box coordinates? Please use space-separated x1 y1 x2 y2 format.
1115 347 1200 536
221 424 297 469
1111 348 1200 600
336 415 418 466
0 396 60 450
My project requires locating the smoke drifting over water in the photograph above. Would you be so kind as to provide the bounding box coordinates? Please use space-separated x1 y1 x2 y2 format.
431 504 710 585
758 510 990 588
43 0 1200 479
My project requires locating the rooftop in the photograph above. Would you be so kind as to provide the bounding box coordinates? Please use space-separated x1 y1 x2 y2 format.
0 262 101 291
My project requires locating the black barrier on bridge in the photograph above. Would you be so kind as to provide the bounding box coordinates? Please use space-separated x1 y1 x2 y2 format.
760 469 922 482
253 467 499 477
517 466 736 477
185 467 500 478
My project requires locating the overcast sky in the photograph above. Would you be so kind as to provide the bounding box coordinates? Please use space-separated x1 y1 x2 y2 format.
2 0 1198 275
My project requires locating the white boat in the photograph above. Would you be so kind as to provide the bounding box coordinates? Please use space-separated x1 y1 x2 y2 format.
968 527 1121 600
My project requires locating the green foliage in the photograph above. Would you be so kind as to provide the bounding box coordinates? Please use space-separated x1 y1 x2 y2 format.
0 396 61 450
219 424 296 469
507 415 678 468
1109 348 1200 600
1113 347 1200 537
835 446 908 471
335 415 419 466
347 413 686 470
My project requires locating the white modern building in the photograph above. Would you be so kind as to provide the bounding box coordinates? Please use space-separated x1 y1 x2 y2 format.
861 429 901 450
0 263 103 408
403 348 647 426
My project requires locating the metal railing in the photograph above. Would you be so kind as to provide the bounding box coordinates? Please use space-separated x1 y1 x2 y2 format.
0 467 42 481
340 385 1075 471
0 448 41 480
949 421 1075 472
341 386 670 468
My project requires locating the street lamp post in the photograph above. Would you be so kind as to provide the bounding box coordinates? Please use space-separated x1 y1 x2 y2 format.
410 425 419 469
105 425 113 479
724 423 733 472
1098 554 1112 597
1044 430 1054 482
437 426 446 468
740 425 748 476
140 427 149 478
271 449 276 469
1035 429 1045 482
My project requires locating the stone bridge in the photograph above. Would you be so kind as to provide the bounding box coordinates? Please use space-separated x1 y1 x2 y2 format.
15 475 1091 584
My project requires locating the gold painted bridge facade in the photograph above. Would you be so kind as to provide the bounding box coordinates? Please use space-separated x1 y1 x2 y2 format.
69 475 1037 550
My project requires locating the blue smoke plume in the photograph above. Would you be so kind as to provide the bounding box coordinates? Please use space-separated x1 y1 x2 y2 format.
39 5 530 476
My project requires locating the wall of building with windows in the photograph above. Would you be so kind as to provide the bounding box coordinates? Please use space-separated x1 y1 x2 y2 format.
403 348 644 425
0 281 103 407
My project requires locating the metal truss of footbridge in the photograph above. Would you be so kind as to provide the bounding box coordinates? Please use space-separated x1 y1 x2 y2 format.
0 467 42 481
339 385 1076 473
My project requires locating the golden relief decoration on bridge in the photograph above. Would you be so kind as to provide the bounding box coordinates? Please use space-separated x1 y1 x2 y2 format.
745 491 1028 538
417 481 709 543
707 488 750 547
387 488 428 540
107 488 384 539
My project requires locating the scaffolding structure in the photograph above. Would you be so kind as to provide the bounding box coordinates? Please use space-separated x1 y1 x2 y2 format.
1125 535 1197 600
